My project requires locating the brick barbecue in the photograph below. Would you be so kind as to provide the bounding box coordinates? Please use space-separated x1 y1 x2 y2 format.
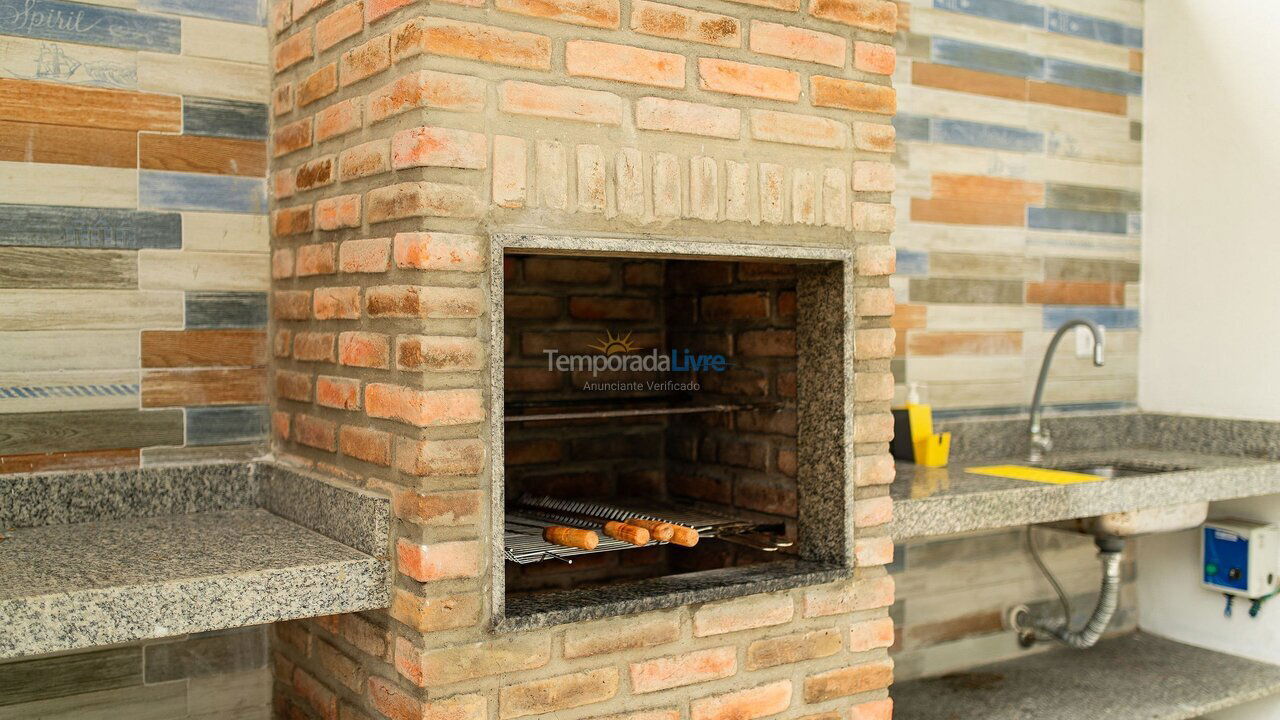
268 0 900 717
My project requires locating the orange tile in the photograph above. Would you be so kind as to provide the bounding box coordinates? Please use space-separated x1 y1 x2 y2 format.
931 173 1044 204
0 120 136 168
907 331 1022 356
0 78 181 132
912 62 1027 101
910 197 1026 227
0 448 139 475
1028 81 1126 116
891 303 926 330
141 368 267 408
1129 50 1143 73
895 330 906 357
895 1 910 31
141 330 268 368
1026 281 1125 306
140 134 268 177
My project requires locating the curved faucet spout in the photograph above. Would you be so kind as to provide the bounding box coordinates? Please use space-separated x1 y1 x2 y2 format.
1028 319 1105 461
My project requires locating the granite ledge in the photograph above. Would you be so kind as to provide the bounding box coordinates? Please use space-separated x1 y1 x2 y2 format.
892 631 1280 720
0 508 389 659
891 449 1280 541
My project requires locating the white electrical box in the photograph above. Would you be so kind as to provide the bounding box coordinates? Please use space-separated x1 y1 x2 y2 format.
1202 520 1280 599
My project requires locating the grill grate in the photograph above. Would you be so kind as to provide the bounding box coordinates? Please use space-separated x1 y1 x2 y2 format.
504 495 789 565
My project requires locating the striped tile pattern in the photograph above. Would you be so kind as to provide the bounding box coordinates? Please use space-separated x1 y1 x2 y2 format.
893 0 1143 414
0 0 269 470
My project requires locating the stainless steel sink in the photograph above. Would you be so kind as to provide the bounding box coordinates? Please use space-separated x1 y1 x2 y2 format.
1041 461 1195 478
1038 460 1207 537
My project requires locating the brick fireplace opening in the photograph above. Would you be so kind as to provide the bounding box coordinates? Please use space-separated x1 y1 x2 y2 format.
491 235 856 626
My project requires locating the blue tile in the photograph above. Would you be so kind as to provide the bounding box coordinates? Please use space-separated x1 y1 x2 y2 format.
932 37 1044 80
1028 207 1128 234
0 204 181 249
893 113 931 142
0 0 180 52
896 249 930 275
1046 9 1141 48
140 171 267 215
183 97 269 140
1043 306 1139 330
138 0 264 25
933 0 1044 28
1044 58 1142 95
185 292 267 329
186 405 267 446
933 118 1045 152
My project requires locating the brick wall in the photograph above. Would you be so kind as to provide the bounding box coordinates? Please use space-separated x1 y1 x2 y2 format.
268 0 900 716
0 0 271 473
890 0 1144 415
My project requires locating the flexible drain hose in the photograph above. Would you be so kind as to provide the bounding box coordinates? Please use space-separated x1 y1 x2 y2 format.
1029 538 1124 649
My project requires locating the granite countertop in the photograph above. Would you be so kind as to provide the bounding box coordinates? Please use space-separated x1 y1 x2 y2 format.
890 448 1280 541
891 631 1280 719
0 462 391 659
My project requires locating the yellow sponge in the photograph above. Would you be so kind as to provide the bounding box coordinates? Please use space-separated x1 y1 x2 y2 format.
965 465 1106 485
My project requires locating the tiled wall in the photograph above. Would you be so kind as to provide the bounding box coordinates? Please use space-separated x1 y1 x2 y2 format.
0 0 271 474
0 626 269 719
890 0 1143 415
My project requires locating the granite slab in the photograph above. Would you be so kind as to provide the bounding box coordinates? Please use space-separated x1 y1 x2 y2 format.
891 449 1280 540
0 508 387 659
891 631 1280 720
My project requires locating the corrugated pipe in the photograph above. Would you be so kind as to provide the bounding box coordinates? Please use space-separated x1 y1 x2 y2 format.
1017 535 1125 649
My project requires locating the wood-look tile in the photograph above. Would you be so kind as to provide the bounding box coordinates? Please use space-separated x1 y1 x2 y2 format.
912 62 1028 101
906 331 1023 356
0 162 137 208
0 448 140 476
910 198 1026 227
909 278 1025 304
0 331 139 371
0 36 139 90
184 292 268 329
182 97 269 141
0 78 181 131
138 53 269 104
0 204 181 250
1026 281 1125 305
930 173 1045 204
0 408 183 453
0 120 137 168
141 368 266 407
141 329 267 368
185 405 267 446
140 134 267 177
1029 80 1127 115
138 250 269 291
0 647 141 706
0 370 140 414
0 681 187 720
0 248 137 289
180 17 269 65
144 629 268 683
0 1 179 52
0 290 183 330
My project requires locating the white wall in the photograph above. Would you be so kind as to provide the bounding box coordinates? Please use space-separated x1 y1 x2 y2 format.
1138 0 1280 421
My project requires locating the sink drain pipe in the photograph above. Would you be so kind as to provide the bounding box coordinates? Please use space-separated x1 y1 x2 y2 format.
1014 535 1125 649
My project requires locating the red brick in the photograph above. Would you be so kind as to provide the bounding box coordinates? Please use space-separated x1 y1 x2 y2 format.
271 0 291 34
315 99 362 142
340 425 391 465
496 0 618 28
849 617 895 652
523 257 611 284
855 454 895 486
853 202 895 233
630 0 740 48
294 414 337 451
746 629 842 670
365 285 484 318
810 0 897 33
275 28 313 72
295 156 335 191
812 75 896 114
366 0 411 21
855 535 894 565
296 242 336 277
294 331 336 362
850 698 894 720
804 659 894 703
342 614 390 659
855 41 896 75
396 335 483 371
292 0 331 21
339 237 391 273
749 20 845 67
635 97 739 139
293 668 337 720
856 288 896 317
500 668 620 719
317 375 360 410
369 70 485 124
393 232 484 272
498 81 623 125
693 594 793 636
274 118 312 157
749 109 849 148
392 17 551 70
698 58 800 102
391 126 487 170
737 329 795 356
316 194 361 230
316 640 362 693
394 489 480 526
803 575 895 617
341 34 390 87
568 296 655 321
690 680 791 720
562 614 680 659
298 64 338 107
391 589 482 633
629 647 736 694
273 80 293 115
565 40 684 88
332 155 385 194
701 292 768 321
368 676 420 720
854 121 896 153
314 286 361 320
365 384 483 427
275 370 312 402
273 169 295 199
317 1 364 52
274 204 313 236
274 290 311 320
394 437 485 477
339 331 390 368
853 160 895 192
396 538 481 582
273 248 294 279
365 181 481 222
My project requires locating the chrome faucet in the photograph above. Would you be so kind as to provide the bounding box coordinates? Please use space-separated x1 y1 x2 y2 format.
1028 319 1105 462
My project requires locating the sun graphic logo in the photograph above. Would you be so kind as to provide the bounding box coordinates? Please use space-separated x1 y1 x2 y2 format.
588 330 641 355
